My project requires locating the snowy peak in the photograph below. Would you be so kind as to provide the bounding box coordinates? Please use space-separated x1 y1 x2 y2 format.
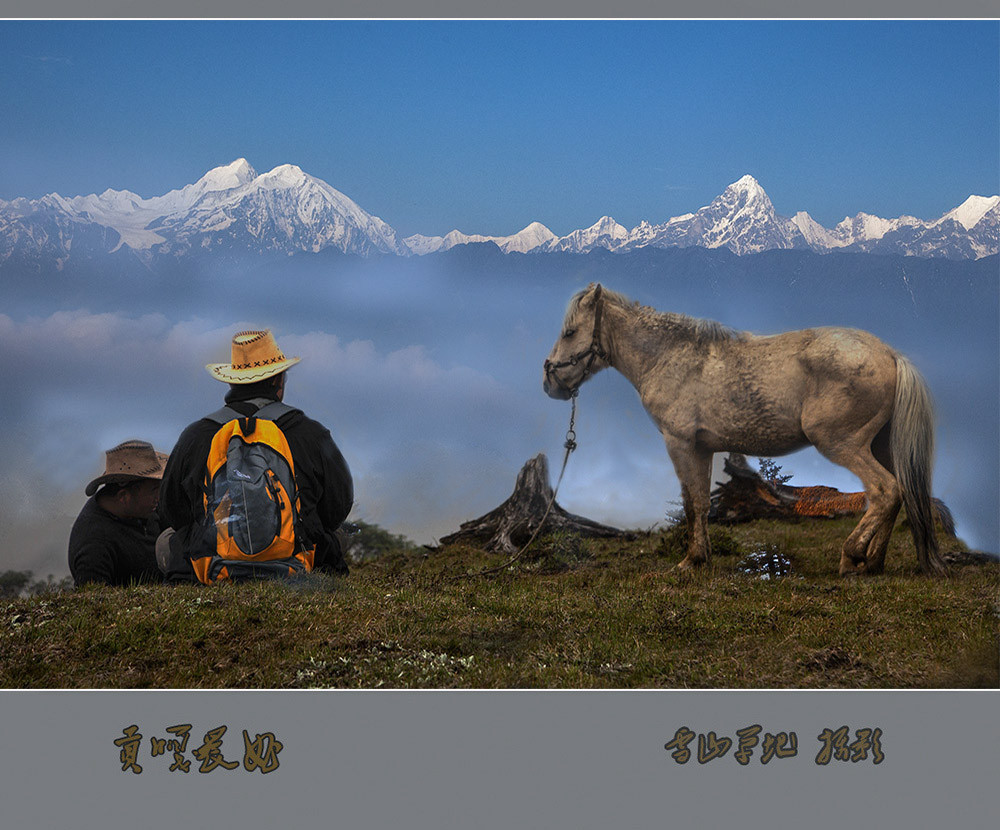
0 159 408 259
938 194 1000 230
700 174 776 222
580 215 629 240
198 158 258 191
155 158 261 213
505 222 557 253
834 212 899 243
401 228 494 254
549 215 629 253
791 211 846 249
403 222 557 255
149 160 408 257
95 188 144 211
724 174 770 203
257 163 308 188
590 215 621 229
607 174 798 256
400 233 445 256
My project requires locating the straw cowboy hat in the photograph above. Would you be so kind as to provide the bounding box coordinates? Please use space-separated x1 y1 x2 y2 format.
85 440 169 496
205 329 301 384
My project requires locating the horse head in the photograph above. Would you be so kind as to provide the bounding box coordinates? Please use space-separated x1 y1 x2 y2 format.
543 283 610 400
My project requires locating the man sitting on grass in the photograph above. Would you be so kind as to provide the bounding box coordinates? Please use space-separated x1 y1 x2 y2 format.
68 440 168 587
156 329 354 583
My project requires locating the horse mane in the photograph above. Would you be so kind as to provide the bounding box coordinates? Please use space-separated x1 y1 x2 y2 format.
567 285 745 345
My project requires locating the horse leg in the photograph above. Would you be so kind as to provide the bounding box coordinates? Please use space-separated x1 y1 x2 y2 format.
665 440 714 570
863 424 901 574
813 438 901 576
862 498 901 574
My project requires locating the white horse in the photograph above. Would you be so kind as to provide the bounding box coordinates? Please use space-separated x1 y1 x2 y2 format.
543 283 947 577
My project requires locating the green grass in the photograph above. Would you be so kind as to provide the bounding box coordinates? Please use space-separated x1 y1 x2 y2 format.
2 517 996 688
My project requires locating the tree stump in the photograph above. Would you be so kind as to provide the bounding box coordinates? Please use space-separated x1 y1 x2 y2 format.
438 453 630 553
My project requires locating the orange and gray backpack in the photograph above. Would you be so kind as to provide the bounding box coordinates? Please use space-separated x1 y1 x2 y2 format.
192 402 315 585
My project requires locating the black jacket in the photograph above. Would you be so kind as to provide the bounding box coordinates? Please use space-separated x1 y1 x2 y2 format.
159 396 353 580
68 496 162 587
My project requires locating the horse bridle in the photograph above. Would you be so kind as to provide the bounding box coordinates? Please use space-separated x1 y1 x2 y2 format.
544 284 609 395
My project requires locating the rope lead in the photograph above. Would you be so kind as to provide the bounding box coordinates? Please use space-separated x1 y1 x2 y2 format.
563 395 578 452
451 395 580 581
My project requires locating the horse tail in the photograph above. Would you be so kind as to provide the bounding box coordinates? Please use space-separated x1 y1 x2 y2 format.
891 355 948 576
931 497 956 538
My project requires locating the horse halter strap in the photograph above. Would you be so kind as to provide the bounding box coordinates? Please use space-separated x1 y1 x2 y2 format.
545 284 610 389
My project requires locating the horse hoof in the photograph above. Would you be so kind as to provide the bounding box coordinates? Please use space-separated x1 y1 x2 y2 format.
839 555 869 577
838 564 867 578
672 559 705 580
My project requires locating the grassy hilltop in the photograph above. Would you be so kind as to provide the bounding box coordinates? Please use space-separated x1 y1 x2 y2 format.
2 517 997 689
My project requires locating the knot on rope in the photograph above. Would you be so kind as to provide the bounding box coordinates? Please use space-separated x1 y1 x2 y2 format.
564 394 578 453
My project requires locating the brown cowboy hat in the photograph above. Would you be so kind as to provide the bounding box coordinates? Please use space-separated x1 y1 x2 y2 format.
205 329 301 384
85 440 169 496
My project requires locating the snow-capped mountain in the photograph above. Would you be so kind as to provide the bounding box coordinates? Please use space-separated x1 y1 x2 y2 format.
404 221 558 255
1 162 996 269
0 159 408 266
548 216 630 253
145 161 408 258
618 174 807 255
404 174 998 260
403 176 808 257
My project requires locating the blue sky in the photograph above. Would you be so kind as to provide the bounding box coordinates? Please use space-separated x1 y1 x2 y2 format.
1 19 997 236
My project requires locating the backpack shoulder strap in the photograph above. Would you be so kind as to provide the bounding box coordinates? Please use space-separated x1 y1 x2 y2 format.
205 405 243 425
254 401 296 422
204 401 298 427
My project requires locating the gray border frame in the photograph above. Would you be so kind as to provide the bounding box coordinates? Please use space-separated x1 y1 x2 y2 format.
1 690 998 828
1 9 997 829
3 1 999 19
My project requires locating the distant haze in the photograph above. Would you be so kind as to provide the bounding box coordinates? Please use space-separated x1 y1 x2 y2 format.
1 246 995 579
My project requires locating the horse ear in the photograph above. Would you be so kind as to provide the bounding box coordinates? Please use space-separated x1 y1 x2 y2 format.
584 282 602 307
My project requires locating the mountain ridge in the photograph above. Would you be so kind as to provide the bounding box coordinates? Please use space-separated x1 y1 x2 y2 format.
1 160 996 266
